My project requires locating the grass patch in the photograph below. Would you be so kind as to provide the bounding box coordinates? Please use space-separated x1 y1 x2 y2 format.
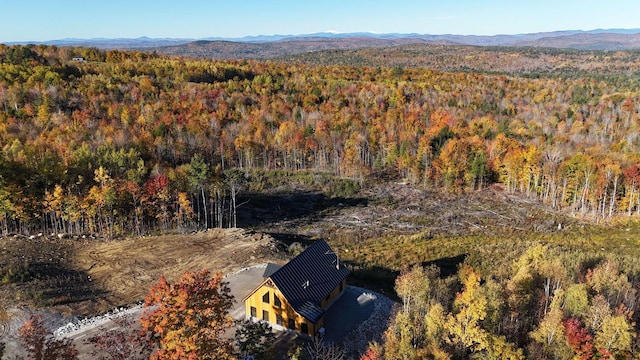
332 220 640 296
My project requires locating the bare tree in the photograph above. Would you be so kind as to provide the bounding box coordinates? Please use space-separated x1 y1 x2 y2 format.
306 337 345 360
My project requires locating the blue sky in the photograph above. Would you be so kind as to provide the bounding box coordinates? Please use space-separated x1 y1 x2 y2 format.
1 0 638 42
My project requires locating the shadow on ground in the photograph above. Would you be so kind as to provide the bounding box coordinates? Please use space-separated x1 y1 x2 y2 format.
423 253 468 278
236 191 368 228
322 287 375 343
345 254 468 300
0 237 109 310
262 232 315 248
18 262 108 306
344 263 399 299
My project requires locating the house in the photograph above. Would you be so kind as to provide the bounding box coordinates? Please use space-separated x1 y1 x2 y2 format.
243 239 349 336
71 57 85 62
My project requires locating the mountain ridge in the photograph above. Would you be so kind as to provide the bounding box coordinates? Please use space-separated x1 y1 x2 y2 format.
5 28 640 50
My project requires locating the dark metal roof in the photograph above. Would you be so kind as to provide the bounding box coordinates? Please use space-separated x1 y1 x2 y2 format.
269 239 350 324
262 263 282 278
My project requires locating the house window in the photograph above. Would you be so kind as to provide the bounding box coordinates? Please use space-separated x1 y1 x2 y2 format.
274 295 281 307
301 323 309 335
276 314 283 326
250 306 257 318
262 310 269 322
262 292 270 304
288 318 295 330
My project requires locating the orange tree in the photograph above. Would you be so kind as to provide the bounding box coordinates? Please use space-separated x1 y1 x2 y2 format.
140 270 235 360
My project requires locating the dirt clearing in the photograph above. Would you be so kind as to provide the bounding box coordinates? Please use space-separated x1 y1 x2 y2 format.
0 228 284 317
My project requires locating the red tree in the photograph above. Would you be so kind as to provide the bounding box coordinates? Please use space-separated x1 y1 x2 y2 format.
18 314 78 360
563 317 612 360
86 314 152 360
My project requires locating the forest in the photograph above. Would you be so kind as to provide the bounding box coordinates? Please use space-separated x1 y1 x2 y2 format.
2 43 640 359
1 44 640 237
372 245 638 359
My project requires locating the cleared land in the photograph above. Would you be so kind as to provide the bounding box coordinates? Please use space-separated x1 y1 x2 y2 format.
0 228 284 317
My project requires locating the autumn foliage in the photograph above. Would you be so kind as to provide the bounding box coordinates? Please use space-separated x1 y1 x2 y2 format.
139 270 235 360
2 44 640 236
86 314 153 360
380 247 638 359
563 318 601 360
17 314 78 360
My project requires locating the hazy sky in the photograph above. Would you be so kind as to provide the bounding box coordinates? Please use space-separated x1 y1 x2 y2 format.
1 0 638 42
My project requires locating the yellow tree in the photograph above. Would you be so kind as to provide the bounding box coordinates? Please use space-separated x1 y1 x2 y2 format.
422 303 452 359
445 266 523 359
383 311 418 360
560 153 596 215
0 184 16 235
437 138 471 193
564 283 589 317
586 259 636 312
342 131 367 180
446 265 489 354
90 166 115 236
385 265 441 359
125 158 146 235
529 290 571 359
51 184 65 232
274 120 298 169
43 185 65 234
594 313 634 357
174 192 194 230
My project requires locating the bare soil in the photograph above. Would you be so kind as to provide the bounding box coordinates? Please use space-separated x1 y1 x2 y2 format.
0 228 285 317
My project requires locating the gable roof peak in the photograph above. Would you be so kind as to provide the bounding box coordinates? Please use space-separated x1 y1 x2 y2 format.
269 239 349 323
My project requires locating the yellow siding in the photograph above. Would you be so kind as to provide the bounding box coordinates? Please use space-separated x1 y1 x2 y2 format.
320 279 346 309
244 282 318 336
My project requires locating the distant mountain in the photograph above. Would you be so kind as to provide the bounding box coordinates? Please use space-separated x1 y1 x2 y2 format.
146 30 640 60
514 32 640 50
200 29 640 46
4 37 195 49
4 28 640 52
147 37 437 60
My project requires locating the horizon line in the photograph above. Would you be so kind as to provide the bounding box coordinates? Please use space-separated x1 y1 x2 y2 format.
3 27 640 44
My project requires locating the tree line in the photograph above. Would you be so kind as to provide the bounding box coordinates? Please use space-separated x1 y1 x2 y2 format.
2 44 640 235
